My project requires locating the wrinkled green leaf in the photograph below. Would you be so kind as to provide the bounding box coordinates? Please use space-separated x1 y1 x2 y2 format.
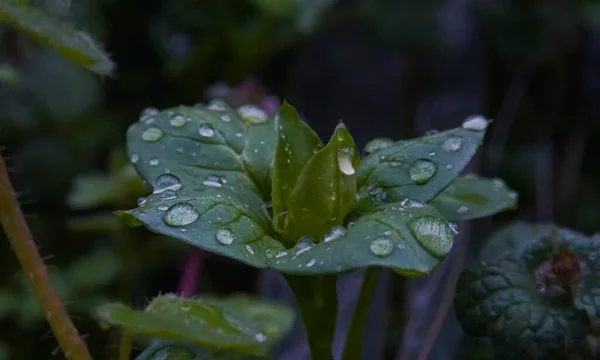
136 341 258 360
271 102 323 237
454 222 600 359
270 201 456 275
283 123 359 243
429 174 518 221
116 103 286 268
0 1 114 75
96 295 294 356
357 118 488 211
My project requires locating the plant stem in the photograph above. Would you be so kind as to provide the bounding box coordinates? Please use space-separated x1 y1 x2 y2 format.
118 332 133 360
285 274 338 360
0 153 92 360
341 267 379 360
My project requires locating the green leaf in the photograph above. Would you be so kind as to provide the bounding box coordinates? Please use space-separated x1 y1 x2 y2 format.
357 117 489 211
136 341 258 360
429 174 518 221
269 201 456 276
271 102 323 237
0 1 114 76
283 123 360 243
117 102 285 268
0 63 18 85
96 295 294 356
454 223 600 359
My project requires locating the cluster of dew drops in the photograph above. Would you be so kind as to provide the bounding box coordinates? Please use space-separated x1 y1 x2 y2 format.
128 107 495 266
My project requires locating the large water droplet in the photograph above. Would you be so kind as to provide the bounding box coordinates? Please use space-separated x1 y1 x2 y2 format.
408 216 454 258
208 100 227 111
169 113 188 127
409 160 437 185
198 124 215 137
337 150 355 175
369 237 394 257
153 174 182 194
442 136 463 152
216 229 234 245
163 203 199 226
462 115 488 131
141 127 163 142
139 107 159 123
202 175 226 187
238 105 268 124
364 138 394 155
295 236 315 256
324 226 347 242
160 190 177 200
130 153 139 163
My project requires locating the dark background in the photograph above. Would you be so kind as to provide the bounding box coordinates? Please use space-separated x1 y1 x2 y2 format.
1 0 600 359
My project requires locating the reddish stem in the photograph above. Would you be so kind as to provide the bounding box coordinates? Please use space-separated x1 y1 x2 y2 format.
177 247 204 297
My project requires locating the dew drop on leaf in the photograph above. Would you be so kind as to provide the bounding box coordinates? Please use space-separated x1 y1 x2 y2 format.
449 222 459 234
456 205 469 214
141 127 163 142
324 225 347 242
216 229 234 245
409 159 437 185
461 115 488 131
255 333 267 342
295 236 315 256
238 105 268 124
146 346 195 360
245 244 255 255
369 237 394 257
169 113 188 127
208 100 227 111
442 136 463 152
137 197 146 206
149 158 159 166
139 107 158 123
306 258 317 267
163 203 199 227
221 114 231 122
400 198 425 208
153 174 182 193
202 175 226 188
159 190 177 200
198 124 215 137
364 138 394 155
408 216 454 258
158 205 168 211
337 150 355 175
130 153 139 163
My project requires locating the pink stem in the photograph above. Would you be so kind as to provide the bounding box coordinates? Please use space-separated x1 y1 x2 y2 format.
176 247 204 297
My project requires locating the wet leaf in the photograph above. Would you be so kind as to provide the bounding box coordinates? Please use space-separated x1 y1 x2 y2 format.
283 123 359 243
357 117 488 211
271 102 323 238
96 295 294 356
269 201 455 276
0 1 114 75
136 341 259 359
116 102 286 268
454 222 600 359
429 174 518 221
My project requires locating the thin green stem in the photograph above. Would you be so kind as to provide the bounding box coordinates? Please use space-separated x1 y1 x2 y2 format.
342 267 380 360
285 274 338 360
118 332 133 360
0 153 92 360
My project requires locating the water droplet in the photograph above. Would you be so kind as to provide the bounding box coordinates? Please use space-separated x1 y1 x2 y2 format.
216 229 234 245
408 216 454 258
208 100 227 111
163 203 199 226
369 237 394 257
221 114 231 122
202 175 226 187
149 158 160 166
364 138 394 155
449 222 459 234
443 136 463 152
141 127 163 142
130 153 139 163
169 113 188 127
462 115 488 131
238 105 268 124
445 164 453 170
255 333 267 342
139 107 159 123
137 197 146 206
324 226 347 242
158 205 168 211
147 346 195 360
409 159 437 185
508 191 518 199
153 174 182 193
337 150 355 175
428 151 436 156
245 244 255 254
400 198 424 208
306 258 317 267
199 124 215 137
295 237 315 256
160 190 177 200
456 205 469 214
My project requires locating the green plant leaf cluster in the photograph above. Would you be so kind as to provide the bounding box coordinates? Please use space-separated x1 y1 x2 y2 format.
116 104 517 276
454 222 600 359
96 294 295 357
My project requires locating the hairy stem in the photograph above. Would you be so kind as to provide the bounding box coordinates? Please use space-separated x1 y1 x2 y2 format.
0 153 92 360
285 274 338 360
341 267 379 360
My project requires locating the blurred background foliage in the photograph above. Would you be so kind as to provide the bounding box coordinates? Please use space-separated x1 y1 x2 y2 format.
2 0 600 359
